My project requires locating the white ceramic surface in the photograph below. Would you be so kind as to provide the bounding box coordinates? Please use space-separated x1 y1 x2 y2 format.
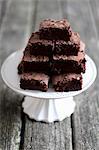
1 50 97 122
23 97 75 122
1 50 97 99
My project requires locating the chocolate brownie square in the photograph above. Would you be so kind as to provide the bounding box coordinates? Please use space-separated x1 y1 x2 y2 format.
52 73 82 92
39 19 72 40
25 32 53 56
54 32 85 55
18 51 50 74
51 52 86 74
20 72 49 91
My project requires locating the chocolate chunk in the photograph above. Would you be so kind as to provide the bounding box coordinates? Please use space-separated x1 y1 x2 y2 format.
51 52 86 74
52 73 82 91
25 32 53 56
18 51 50 74
54 32 85 55
20 72 49 91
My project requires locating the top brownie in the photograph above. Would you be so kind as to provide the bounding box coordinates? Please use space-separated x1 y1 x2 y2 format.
39 19 72 40
24 32 53 56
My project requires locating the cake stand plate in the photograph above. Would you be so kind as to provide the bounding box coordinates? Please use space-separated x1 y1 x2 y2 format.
1 50 97 122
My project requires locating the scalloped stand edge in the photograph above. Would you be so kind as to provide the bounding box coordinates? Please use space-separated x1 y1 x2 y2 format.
22 96 75 123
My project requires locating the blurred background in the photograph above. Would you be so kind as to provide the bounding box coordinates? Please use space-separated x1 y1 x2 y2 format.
0 0 99 149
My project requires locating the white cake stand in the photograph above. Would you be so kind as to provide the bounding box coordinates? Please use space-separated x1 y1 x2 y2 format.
1 50 97 122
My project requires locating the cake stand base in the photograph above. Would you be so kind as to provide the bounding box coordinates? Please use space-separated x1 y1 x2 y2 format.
22 96 75 123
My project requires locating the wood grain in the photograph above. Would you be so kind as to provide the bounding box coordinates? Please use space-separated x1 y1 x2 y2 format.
24 118 72 150
0 88 22 150
61 0 99 149
0 0 35 149
0 0 11 28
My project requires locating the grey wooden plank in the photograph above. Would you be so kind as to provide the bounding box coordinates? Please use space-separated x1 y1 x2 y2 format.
24 118 72 150
23 1 72 150
0 88 22 150
61 0 96 43
35 0 62 30
0 0 11 28
72 92 99 150
0 0 6 27
61 0 99 149
90 0 99 45
0 0 35 149
0 0 35 56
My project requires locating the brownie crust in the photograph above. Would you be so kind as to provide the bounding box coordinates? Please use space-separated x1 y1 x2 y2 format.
18 51 50 74
52 73 82 92
20 73 49 91
39 19 72 40
51 52 86 74
25 32 53 56
54 33 85 55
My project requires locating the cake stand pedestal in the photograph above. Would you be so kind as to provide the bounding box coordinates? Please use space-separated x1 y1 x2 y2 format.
1 50 97 122
22 97 75 122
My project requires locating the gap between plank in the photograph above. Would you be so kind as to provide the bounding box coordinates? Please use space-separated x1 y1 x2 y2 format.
19 98 26 150
71 114 75 150
30 0 38 32
0 0 12 31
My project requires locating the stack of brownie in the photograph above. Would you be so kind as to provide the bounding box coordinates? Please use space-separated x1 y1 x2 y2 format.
18 19 86 92
18 32 52 91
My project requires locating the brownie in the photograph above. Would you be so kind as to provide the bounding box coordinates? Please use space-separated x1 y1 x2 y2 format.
39 19 72 40
54 32 85 55
20 72 49 91
51 52 86 74
18 51 50 74
17 19 86 92
52 73 82 92
25 32 53 56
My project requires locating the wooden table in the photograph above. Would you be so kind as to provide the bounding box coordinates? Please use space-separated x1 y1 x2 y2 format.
0 0 99 149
